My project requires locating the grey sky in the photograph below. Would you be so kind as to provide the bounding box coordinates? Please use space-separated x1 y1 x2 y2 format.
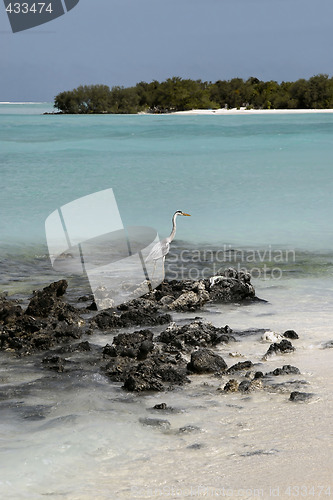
1 0 333 101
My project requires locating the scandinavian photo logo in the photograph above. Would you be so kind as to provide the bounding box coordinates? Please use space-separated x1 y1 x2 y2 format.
45 188 165 310
3 0 80 33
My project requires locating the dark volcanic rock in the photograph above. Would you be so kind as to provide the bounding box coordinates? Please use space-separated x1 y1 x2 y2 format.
268 365 300 376
151 269 259 311
103 330 154 359
187 349 227 374
204 269 256 303
289 391 314 402
149 403 182 414
124 371 164 392
157 319 235 353
227 360 254 374
0 297 23 324
25 280 68 317
153 280 209 311
238 380 252 393
0 281 85 354
264 339 295 357
122 355 189 392
283 330 299 339
75 341 91 352
153 403 168 410
222 376 263 394
223 379 239 392
93 298 171 330
90 270 259 333
103 329 190 392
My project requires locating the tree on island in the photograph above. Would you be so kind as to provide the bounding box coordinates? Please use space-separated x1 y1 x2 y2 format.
53 74 333 114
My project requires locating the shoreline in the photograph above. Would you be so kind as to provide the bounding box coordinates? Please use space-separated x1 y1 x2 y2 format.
171 107 333 115
3 102 333 116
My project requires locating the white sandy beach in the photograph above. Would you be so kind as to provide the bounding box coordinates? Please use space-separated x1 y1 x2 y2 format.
172 107 333 115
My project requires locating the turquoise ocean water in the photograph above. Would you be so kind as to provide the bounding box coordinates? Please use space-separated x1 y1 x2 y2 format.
1 102 333 296
1 102 333 293
1 103 333 250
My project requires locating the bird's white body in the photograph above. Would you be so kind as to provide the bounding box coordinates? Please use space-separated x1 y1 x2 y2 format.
146 211 191 263
145 211 191 280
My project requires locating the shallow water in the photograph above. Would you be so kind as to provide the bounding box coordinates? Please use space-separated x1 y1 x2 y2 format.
1 105 332 499
0 277 332 500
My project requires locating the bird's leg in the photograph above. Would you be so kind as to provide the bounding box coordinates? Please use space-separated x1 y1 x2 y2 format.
162 256 166 283
151 260 157 282
147 260 157 292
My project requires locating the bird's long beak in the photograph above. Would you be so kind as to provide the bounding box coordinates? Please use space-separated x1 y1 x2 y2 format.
182 213 191 216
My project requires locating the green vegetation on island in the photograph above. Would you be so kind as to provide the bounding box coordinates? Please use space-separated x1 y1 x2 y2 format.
54 74 333 114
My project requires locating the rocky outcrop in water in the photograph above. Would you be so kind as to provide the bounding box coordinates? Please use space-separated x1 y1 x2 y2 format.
90 269 260 326
0 270 259 355
153 269 259 310
267 365 300 376
0 280 85 353
156 319 234 353
0 277 314 402
91 298 172 330
263 339 295 358
289 391 314 402
187 349 228 374
102 328 190 392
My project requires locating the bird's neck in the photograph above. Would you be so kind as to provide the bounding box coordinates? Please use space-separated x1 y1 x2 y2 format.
169 213 178 241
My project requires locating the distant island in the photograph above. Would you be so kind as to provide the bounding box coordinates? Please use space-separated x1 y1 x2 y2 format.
53 74 333 114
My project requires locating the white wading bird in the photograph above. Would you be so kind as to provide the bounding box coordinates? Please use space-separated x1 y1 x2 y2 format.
146 210 191 281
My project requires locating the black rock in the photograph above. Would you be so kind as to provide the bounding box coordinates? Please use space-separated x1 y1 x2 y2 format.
0 281 86 354
0 297 23 324
265 339 295 356
93 299 171 329
223 379 239 392
238 380 252 393
227 360 254 374
78 294 94 302
153 403 168 410
104 342 190 392
75 341 91 352
150 403 181 414
289 391 314 402
283 330 299 339
187 349 227 374
152 270 259 309
157 320 234 353
153 280 209 311
105 330 155 360
124 374 164 392
269 365 300 376
102 344 117 357
204 270 257 303
25 280 68 318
